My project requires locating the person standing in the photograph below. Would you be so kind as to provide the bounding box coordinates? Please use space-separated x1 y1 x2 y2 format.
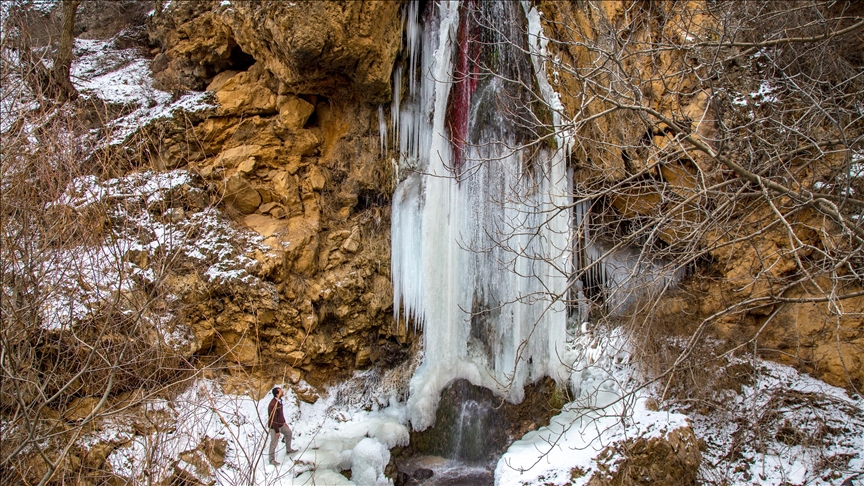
267 386 296 465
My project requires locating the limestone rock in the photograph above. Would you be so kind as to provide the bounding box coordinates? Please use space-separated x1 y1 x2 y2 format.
277 95 316 130
215 331 258 366
228 2 403 102
149 2 402 101
341 226 361 253
224 175 261 214
293 383 320 404
82 442 116 470
243 213 284 238
145 0 409 382
148 1 243 91
206 69 238 92
214 64 277 116
214 144 261 171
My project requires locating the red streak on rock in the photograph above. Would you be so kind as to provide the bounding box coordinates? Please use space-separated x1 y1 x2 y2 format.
447 0 480 178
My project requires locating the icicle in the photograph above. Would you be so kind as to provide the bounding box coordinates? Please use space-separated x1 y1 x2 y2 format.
405 0 421 96
378 105 387 157
390 64 401 159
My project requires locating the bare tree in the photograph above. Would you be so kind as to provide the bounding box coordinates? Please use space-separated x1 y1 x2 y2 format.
52 0 80 102
461 0 863 391
443 0 864 480
3 0 80 104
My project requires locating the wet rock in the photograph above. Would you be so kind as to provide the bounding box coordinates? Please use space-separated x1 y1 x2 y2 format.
413 468 434 480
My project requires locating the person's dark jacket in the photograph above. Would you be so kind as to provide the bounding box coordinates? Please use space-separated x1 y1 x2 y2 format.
267 398 286 430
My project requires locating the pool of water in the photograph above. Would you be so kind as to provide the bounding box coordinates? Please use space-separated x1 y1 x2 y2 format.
395 455 494 486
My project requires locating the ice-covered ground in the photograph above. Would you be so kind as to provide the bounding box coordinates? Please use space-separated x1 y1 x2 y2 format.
99 372 410 486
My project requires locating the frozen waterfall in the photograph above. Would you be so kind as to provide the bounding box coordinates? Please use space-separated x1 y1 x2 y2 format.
389 0 572 431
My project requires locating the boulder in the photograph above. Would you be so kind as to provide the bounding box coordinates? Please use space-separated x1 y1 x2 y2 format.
224 175 261 214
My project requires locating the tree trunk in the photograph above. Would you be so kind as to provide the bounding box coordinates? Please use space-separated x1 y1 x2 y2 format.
52 0 80 102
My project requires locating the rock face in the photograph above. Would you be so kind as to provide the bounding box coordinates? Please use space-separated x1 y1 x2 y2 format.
138 0 864 416
141 0 410 383
148 0 403 102
144 0 864 397
536 0 863 392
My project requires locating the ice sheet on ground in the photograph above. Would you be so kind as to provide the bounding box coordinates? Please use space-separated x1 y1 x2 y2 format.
496 325 690 486
102 375 408 485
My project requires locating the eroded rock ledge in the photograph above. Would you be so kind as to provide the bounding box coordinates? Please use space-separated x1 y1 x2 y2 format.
141 0 410 382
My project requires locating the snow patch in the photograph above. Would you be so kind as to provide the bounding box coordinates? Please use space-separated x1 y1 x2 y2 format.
686 360 864 486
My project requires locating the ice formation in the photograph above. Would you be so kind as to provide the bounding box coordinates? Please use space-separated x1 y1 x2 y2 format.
350 438 392 486
390 0 572 430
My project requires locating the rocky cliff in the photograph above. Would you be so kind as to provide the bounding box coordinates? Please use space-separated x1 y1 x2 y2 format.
535 0 863 393
2 1 861 484
139 0 861 399
142 0 410 383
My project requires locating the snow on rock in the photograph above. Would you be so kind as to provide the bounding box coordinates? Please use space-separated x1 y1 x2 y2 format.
57 169 266 287
498 321 863 486
43 168 272 354
351 438 392 486
72 38 170 107
70 36 215 146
